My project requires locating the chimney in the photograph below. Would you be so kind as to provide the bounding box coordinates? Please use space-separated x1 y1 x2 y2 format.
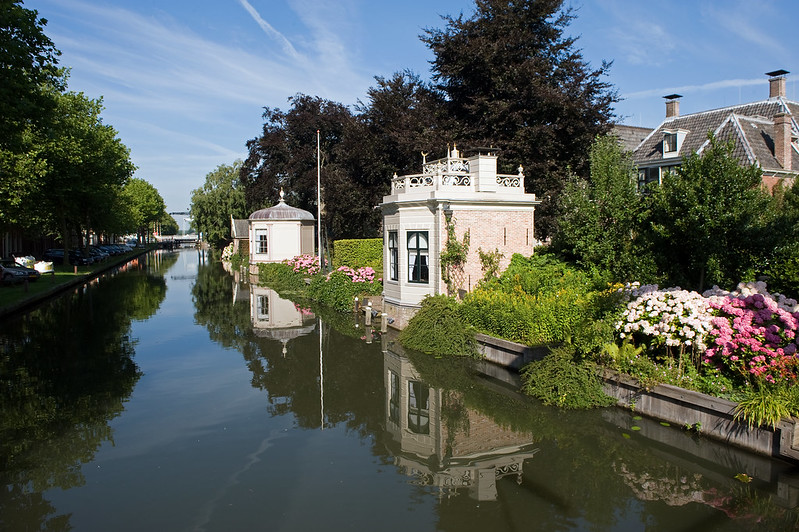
766 69 789 99
774 112 792 171
664 94 681 118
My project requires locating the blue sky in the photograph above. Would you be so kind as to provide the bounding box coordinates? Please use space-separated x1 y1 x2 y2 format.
24 0 799 213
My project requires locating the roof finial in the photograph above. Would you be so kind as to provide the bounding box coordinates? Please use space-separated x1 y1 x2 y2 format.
279 188 285 203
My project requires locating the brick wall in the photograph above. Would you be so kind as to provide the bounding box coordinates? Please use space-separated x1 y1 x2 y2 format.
444 208 534 293
444 408 534 457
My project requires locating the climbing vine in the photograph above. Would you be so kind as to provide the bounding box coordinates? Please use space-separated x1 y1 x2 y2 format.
478 247 504 280
440 215 470 295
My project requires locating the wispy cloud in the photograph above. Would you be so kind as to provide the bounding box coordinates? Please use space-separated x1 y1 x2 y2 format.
701 1 785 56
37 0 376 209
238 0 304 63
624 76 768 100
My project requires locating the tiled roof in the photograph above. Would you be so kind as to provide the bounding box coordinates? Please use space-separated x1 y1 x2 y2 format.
611 125 653 152
633 98 799 173
231 218 249 239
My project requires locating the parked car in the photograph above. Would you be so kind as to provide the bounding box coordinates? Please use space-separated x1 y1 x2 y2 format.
42 248 65 264
42 248 93 266
1 259 41 283
87 246 109 262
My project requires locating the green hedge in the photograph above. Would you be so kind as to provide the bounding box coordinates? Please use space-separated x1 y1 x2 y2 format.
333 238 383 274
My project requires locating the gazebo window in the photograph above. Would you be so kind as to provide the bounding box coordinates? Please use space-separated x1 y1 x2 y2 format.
388 231 398 281
256 229 268 254
408 380 429 434
407 231 429 283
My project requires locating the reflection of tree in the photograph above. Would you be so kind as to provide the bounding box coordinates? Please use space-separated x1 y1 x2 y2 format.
192 261 386 436
0 257 168 530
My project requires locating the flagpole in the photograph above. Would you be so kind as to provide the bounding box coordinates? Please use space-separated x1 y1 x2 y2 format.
316 129 322 271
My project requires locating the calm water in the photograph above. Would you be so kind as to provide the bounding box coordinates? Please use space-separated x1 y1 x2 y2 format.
2 249 799 531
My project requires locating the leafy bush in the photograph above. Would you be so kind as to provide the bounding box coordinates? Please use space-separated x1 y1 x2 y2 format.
257 262 306 292
460 253 605 345
307 269 381 312
520 346 616 409
764 241 799 300
332 239 382 275
399 295 479 358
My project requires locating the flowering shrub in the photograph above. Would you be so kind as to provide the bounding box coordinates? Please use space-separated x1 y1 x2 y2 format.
616 281 799 389
284 254 320 276
616 288 715 352
704 293 799 385
330 265 377 284
221 243 235 261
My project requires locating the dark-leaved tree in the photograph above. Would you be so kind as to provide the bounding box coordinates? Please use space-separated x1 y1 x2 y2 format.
423 0 619 238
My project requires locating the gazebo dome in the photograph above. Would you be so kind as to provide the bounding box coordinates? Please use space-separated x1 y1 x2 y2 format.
249 190 314 221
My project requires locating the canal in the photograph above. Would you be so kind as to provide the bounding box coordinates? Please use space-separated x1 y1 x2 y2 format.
2 249 799 531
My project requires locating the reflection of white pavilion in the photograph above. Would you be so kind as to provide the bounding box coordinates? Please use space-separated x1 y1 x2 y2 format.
382 344 539 501
250 285 316 355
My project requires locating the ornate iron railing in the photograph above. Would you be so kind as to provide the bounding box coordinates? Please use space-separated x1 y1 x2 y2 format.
390 157 525 194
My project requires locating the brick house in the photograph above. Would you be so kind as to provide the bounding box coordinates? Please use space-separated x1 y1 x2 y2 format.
380 146 540 327
632 70 799 192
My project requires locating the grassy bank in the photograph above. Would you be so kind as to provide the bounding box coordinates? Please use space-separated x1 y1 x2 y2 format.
0 248 151 317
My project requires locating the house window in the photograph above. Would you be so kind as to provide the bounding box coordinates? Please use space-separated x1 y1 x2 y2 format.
663 132 678 153
388 231 398 281
407 231 429 283
256 229 268 254
408 380 429 435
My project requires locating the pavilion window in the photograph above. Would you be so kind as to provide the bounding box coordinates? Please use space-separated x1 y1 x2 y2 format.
388 231 398 281
408 380 429 435
407 231 429 284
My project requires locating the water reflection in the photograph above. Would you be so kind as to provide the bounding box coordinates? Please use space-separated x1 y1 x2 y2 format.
209 265 799 530
383 346 539 501
0 251 175 531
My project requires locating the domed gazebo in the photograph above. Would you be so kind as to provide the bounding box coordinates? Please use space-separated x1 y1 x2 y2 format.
248 189 315 267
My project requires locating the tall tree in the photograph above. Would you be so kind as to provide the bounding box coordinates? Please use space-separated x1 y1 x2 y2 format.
0 0 63 149
552 135 653 281
32 90 135 259
0 0 64 230
190 160 247 249
645 135 773 291
123 178 166 244
423 0 618 237
324 71 454 239
241 95 352 215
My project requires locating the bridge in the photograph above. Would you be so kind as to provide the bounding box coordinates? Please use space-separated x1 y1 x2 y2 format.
156 234 200 248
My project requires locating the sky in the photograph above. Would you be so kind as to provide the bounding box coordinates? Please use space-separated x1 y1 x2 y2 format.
23 0 799 214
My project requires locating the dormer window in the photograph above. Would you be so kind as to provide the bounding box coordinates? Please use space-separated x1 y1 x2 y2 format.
664 132 678 153
662 129 688 159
